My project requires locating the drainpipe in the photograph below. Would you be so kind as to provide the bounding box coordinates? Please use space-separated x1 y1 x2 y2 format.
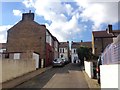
101 38 104 52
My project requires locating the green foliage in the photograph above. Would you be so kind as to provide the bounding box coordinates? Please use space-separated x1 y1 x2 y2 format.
76 46 98 65
77 46 91 60
91 54 99 60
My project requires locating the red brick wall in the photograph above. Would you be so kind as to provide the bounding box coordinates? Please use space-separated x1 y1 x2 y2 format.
94 37 113 55
7 21 46 60
45 43 54 67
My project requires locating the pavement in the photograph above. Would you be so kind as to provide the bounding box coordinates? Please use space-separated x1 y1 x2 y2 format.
82 70 100 89
1 66 52 89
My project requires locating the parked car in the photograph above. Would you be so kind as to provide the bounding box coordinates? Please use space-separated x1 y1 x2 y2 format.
52 58 64 67
96 56 102 84
61 58 69 65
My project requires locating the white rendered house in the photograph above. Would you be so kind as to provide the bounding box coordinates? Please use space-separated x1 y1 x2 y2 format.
71 48 79 63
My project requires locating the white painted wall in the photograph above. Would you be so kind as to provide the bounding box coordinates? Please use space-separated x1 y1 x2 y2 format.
14 53 20 59
59 53 68 60
100 64 119 89
0 49 6 53
33 53 39 69
59 48 68 60
46 31 52 46
71 48 79 63
84 61 93 78
71 53 78 63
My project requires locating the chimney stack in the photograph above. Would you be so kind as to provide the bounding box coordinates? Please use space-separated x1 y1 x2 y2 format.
29 10 31 13
107 24 112 34
22 10 34 21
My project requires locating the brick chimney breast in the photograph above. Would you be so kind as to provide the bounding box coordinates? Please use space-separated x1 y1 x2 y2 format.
22 12 34 21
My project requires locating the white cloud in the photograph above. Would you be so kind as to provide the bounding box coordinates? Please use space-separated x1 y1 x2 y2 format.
34 0 67 22
22 0 84 42
65 4 74 15
0 25 13 43
0 25 12 32
75 0 118 30
0 35 6 43
22 0 119 41
13 10 22 16
45 16 82 42
22 0 34 8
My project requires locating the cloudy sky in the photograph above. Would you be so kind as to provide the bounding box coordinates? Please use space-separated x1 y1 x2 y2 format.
0 0 120 43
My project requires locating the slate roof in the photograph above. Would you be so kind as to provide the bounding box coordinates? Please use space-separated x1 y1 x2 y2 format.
71 42 92 48
59 42 69 48
92 30 120 38
92 31 113 38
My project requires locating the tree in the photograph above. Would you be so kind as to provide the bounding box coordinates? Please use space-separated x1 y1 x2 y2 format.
76 46 92 66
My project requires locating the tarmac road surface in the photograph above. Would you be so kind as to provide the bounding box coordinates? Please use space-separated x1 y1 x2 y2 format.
15 63 89 88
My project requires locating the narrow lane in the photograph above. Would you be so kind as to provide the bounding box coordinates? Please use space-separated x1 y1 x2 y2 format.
15 63 88 88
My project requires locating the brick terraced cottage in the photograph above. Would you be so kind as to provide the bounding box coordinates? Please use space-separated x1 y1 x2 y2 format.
6 11 59 67
92 25 120 56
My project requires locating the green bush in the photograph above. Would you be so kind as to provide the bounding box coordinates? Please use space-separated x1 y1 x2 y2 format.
77 46 98 65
